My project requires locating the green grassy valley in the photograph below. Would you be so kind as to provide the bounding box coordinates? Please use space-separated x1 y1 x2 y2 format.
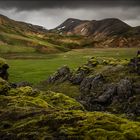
5 48 138 84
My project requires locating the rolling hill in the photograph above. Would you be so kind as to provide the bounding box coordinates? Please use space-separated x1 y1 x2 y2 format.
0 14 70 53
0 14 140 54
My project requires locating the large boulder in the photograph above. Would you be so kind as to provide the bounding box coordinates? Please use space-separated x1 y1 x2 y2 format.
117 79 132 101
70 65 91 85
94 84 117 105
80 74 104 95
0 58 9 80
47 66 71 83
129 50 140 75
70 72 85 85
79 78 133 112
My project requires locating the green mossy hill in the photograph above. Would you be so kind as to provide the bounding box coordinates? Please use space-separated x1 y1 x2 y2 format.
7 86 84 110
1 79 140 139
40 91 84 110
87 57 129 67
1 101 140 139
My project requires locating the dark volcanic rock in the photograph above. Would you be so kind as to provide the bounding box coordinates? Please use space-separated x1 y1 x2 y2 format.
0 63 9 80
15 81 32 88
79 78 133 112
133 83 140 94
80 74 104 96
117 79 132 101
53 18 131 37
80 77 93 94
129 51 140 75
70 72 85 85
94 84 117 105
90 74 104 91
48 66 71 84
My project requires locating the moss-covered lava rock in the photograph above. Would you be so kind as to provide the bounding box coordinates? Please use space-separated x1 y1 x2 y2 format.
40 91 84 110
0 78 10 95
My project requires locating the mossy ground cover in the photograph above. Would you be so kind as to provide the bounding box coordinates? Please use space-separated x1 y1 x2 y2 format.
0 77 140 139
5 48 139 84
1 51 140 139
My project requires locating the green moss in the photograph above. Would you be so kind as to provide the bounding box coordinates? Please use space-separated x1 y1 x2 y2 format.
119 59 129 65
42 82 80 98
0 57 7 68
0 95 49 109
39 91 84 110
0 78 10 95
123 131 138 140
8 86 40 97
88 57 99 66
137 54 140 58
86 129 126 140
1 97 140 139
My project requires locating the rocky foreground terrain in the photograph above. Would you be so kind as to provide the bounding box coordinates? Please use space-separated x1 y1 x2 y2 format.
39 51 140 120
0 52 140 139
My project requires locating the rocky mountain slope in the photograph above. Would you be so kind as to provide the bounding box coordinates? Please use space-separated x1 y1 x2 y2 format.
53 18 140 48
0 57 140 139
54 18 131 36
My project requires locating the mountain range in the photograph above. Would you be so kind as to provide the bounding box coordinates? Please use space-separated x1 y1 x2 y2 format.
53 18 140 48
0 14 140 53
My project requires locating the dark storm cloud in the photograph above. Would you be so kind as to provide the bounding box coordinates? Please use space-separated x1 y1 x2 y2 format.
0 0 139 29
0 0 140 10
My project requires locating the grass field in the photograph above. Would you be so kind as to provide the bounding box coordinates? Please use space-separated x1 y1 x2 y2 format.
6 48 139 84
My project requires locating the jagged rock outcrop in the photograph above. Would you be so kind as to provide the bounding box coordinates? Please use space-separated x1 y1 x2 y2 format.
10 81 32 88
79 78 134 112
117 79 132 101
47 66 72 83
129 51 140 75
80 74 104 96
45 52 140 119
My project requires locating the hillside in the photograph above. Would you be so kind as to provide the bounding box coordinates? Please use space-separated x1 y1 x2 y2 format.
0 14 48 34
52 18 140 48
0 14 70 53
0 15 140 54
53 18 131 36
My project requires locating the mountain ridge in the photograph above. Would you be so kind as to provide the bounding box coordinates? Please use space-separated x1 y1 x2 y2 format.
0 14 140 53
53 18 132 36
0 14 48 35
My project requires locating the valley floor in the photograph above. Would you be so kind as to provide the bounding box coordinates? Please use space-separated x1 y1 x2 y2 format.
1 47 139 84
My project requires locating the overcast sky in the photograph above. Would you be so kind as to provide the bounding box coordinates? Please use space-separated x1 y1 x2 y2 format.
0 0 140 29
